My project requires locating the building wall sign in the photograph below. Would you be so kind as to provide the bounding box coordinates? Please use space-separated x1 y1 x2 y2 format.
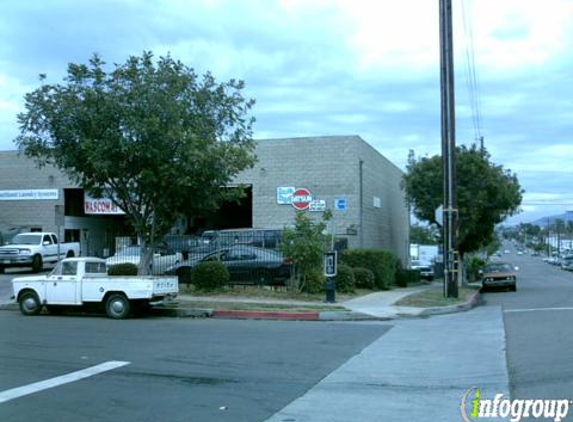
0 189 59 201
309 199 326 212
84 194 125 215
291 188 313 211
276 187 295 205
334 197 347 211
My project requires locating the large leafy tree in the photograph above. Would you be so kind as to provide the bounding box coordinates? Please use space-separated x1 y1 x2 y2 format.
410 223 439 245
401 145 522 255
15 52 256 273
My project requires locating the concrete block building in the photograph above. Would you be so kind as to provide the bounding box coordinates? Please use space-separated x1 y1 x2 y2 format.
0 135 410 263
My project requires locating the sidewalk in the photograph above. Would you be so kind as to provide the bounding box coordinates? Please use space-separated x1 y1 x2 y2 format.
263 305 510 422
164 282 480 321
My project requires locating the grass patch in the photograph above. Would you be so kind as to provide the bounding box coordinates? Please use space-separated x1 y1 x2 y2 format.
178 284 371 303
394 286 478 308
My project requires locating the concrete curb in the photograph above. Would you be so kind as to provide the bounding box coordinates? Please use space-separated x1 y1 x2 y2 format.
212 309 320 320
149 306 213 318
0 303 17 311
417 289 481 317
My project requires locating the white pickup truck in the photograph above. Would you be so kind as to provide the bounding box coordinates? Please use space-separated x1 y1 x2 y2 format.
12 257 178 319
0 232 80 273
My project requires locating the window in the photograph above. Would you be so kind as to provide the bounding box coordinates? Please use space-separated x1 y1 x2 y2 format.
62 261 78 276
85 262 107 275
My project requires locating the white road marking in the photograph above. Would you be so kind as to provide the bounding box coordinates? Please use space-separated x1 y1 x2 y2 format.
505 307 573 313
0 360 130 404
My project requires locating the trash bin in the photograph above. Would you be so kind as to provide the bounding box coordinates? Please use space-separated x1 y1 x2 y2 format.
324 278 336 303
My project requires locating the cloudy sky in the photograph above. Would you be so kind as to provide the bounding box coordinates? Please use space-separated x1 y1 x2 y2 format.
1 0 572 224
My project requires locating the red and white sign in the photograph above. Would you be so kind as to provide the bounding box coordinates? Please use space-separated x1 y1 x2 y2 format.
84 194 125 215
291 188 313 211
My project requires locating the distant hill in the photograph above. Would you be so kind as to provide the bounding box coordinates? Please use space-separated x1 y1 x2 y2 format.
533 211 573 227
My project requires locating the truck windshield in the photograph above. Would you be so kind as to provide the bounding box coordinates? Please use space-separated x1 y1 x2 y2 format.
10 234 42 245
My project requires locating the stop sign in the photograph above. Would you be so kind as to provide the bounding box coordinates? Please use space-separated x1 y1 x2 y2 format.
291 188 313 211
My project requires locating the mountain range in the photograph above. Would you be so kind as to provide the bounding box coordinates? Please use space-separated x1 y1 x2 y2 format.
532 211 573 227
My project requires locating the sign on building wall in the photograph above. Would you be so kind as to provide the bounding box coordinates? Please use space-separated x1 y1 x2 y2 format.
276 187 295 205
0 189 59 201
276 186 327 212
309 199 326 212
334 196 347 211
84 194 125 215
291 188 313 211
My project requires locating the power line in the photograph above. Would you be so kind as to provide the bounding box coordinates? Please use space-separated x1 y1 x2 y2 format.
521 203 573 206
460 0 483 144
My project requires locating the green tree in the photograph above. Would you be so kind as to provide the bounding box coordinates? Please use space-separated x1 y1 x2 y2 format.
280 211 332 292
401 145 522 256
553 218 566 254
15 52 256 273
410 223 439 245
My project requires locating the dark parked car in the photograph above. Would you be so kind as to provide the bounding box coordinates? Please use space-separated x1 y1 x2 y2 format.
481 262 518 292
166 245 292 285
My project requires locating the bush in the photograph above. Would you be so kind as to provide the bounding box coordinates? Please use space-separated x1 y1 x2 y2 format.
191 261 230 291
340 249 397 290
466 256 486 283
395 268 420 287
108 263 138 276
335 264 356 293
352 267 375 289
302 268 325 294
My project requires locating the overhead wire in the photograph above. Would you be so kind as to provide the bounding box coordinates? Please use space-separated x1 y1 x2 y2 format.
460 0 483 145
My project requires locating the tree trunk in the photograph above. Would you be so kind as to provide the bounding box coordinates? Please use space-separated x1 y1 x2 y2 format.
138 237 154 275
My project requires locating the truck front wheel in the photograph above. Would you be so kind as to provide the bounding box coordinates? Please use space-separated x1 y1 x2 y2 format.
105 293 130 319
19 291 42 316
32 255 43 273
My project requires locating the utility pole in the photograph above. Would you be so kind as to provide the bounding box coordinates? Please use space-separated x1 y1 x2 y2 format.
439 0 458 298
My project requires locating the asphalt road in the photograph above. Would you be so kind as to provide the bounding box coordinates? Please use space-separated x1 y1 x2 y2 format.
482 245 573 417
0 310 391 422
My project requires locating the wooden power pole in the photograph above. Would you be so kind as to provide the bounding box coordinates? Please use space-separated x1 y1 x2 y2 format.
439 0 458 298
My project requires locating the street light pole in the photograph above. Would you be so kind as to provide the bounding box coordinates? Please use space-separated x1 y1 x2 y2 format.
439 0 458 298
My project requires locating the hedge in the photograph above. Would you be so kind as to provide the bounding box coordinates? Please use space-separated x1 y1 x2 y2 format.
108 263 138 276
340 249 397 290
303 268 325 294
191 261 230 291
335 264 356 293
352 267 375 289
395 268 420 287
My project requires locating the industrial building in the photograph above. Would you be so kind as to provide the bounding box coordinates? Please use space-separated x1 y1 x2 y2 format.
0 135 410 263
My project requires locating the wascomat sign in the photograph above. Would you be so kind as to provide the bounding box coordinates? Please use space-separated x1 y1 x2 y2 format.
84 194 125 215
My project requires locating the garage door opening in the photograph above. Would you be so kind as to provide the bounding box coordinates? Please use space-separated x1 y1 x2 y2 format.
188 186 252 234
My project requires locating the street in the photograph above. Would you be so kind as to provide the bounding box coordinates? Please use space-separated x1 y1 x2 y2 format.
0 306 390 422
483 248 573 409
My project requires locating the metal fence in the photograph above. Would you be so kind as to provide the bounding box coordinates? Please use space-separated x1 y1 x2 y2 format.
94 229 347 285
